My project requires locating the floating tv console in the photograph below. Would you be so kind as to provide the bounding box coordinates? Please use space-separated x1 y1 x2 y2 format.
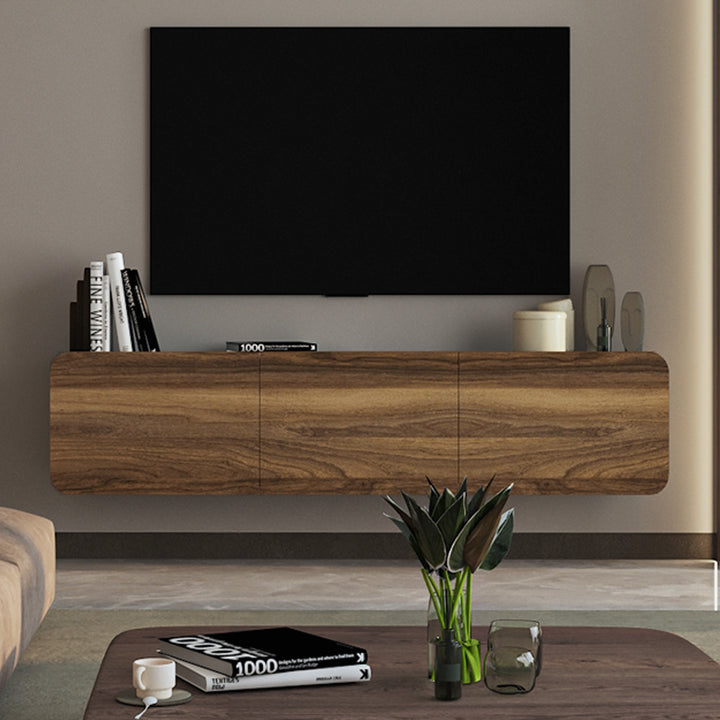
49 351 669 495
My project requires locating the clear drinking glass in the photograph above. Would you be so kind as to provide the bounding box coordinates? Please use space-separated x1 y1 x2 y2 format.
483 619 542 694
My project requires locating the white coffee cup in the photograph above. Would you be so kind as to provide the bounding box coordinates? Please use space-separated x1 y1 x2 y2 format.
133 657 176 700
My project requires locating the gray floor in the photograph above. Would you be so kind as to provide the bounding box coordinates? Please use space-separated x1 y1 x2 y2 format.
54 558 719 611
2 558 716 720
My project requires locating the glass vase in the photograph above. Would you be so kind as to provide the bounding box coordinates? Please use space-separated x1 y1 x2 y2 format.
433 628 462 701
425 571 482 684
427 596 463 679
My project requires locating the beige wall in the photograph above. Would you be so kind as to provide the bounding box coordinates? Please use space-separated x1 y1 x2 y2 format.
0 1 714 536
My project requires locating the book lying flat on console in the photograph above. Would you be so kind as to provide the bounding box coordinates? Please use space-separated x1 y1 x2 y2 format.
157 627 368 678
225 341 317 352
166 655 372 693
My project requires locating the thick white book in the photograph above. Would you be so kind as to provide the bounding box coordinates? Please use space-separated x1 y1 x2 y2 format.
105 252 133 351
102 274 111 351
167 655 372 693
89 261 105 352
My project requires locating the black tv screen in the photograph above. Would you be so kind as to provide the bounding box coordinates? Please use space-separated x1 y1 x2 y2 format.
150 27 569 296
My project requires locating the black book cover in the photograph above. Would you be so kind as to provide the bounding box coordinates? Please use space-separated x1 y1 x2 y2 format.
120 268 144 350
69 301 81 351
128 269 160 351
158 627 368 678
225 341 317 352
74 269 90 351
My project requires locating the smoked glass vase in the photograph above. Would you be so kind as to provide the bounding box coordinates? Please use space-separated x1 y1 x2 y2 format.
427 596 481 684
433 628 462 701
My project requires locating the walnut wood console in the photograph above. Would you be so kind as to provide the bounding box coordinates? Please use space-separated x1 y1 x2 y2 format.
49 351 669 495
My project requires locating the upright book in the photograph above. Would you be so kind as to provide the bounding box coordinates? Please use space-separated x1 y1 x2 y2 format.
158 627 368 678
105 252 133 351
127 269 160 351
88 261 105 351
67 256 159 352
121 268 145 350
168 656 371 693
78 267 90 350
69 268 90 351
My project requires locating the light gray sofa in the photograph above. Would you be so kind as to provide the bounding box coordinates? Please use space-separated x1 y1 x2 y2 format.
0 507 55 690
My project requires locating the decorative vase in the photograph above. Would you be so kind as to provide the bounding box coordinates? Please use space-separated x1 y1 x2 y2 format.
433 628 462 701
384 477 515 694
620 291 644 351
582 264 615 350
426 575 482 684
427 597 464 679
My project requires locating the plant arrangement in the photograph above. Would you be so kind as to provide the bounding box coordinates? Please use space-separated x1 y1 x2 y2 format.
384 476 514 684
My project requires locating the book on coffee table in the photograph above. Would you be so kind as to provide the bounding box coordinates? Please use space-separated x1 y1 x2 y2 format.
157 627 369 678
167 655 372 692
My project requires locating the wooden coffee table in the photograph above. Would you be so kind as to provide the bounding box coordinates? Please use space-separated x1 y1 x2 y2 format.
83 625 720 719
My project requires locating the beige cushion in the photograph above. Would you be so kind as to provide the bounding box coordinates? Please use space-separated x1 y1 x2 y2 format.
0 559 22 690
0 507 55 653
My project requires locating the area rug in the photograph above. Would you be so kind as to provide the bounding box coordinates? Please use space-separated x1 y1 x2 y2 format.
1 609 718 720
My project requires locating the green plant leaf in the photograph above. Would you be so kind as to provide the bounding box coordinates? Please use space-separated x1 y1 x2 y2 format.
401 490 423 517
383 513 414 541
467 474 495 516
385 494 442 569
456 476 468 501
431 487 456 521
463 485 513 572
385 515 431 571
382 495 415 533
436 494 467 547
445 482 511 572
426 476 440 518
479 508 514 571
445 507 483 573
404 500 446 570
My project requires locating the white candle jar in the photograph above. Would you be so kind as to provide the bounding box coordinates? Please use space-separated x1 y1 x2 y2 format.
512 311 567 351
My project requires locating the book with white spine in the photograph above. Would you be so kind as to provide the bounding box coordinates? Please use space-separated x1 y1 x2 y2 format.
102 273 111 350
105 252 133 351
167 655 371 693
89 261 105 351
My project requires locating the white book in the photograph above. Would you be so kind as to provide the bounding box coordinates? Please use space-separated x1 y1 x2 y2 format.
105 252 133 351
167 656 372 693
88 262 105 351
102 274 111 351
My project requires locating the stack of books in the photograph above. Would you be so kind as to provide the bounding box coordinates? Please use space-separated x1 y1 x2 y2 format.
157 626 371 693
69 252 160 352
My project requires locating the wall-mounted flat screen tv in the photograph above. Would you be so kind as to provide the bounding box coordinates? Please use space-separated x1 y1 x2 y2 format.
150 27 569 296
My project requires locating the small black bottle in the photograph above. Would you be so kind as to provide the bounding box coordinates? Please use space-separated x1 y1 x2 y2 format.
597 297 611 351
433 628 462 701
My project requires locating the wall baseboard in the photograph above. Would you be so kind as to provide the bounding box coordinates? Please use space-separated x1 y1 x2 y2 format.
55 532 716 560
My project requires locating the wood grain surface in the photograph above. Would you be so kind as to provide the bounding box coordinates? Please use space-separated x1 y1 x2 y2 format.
49 351 669 495
459 352 669 494
50 352 260 493
83 625 720 720
259 352 458 493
